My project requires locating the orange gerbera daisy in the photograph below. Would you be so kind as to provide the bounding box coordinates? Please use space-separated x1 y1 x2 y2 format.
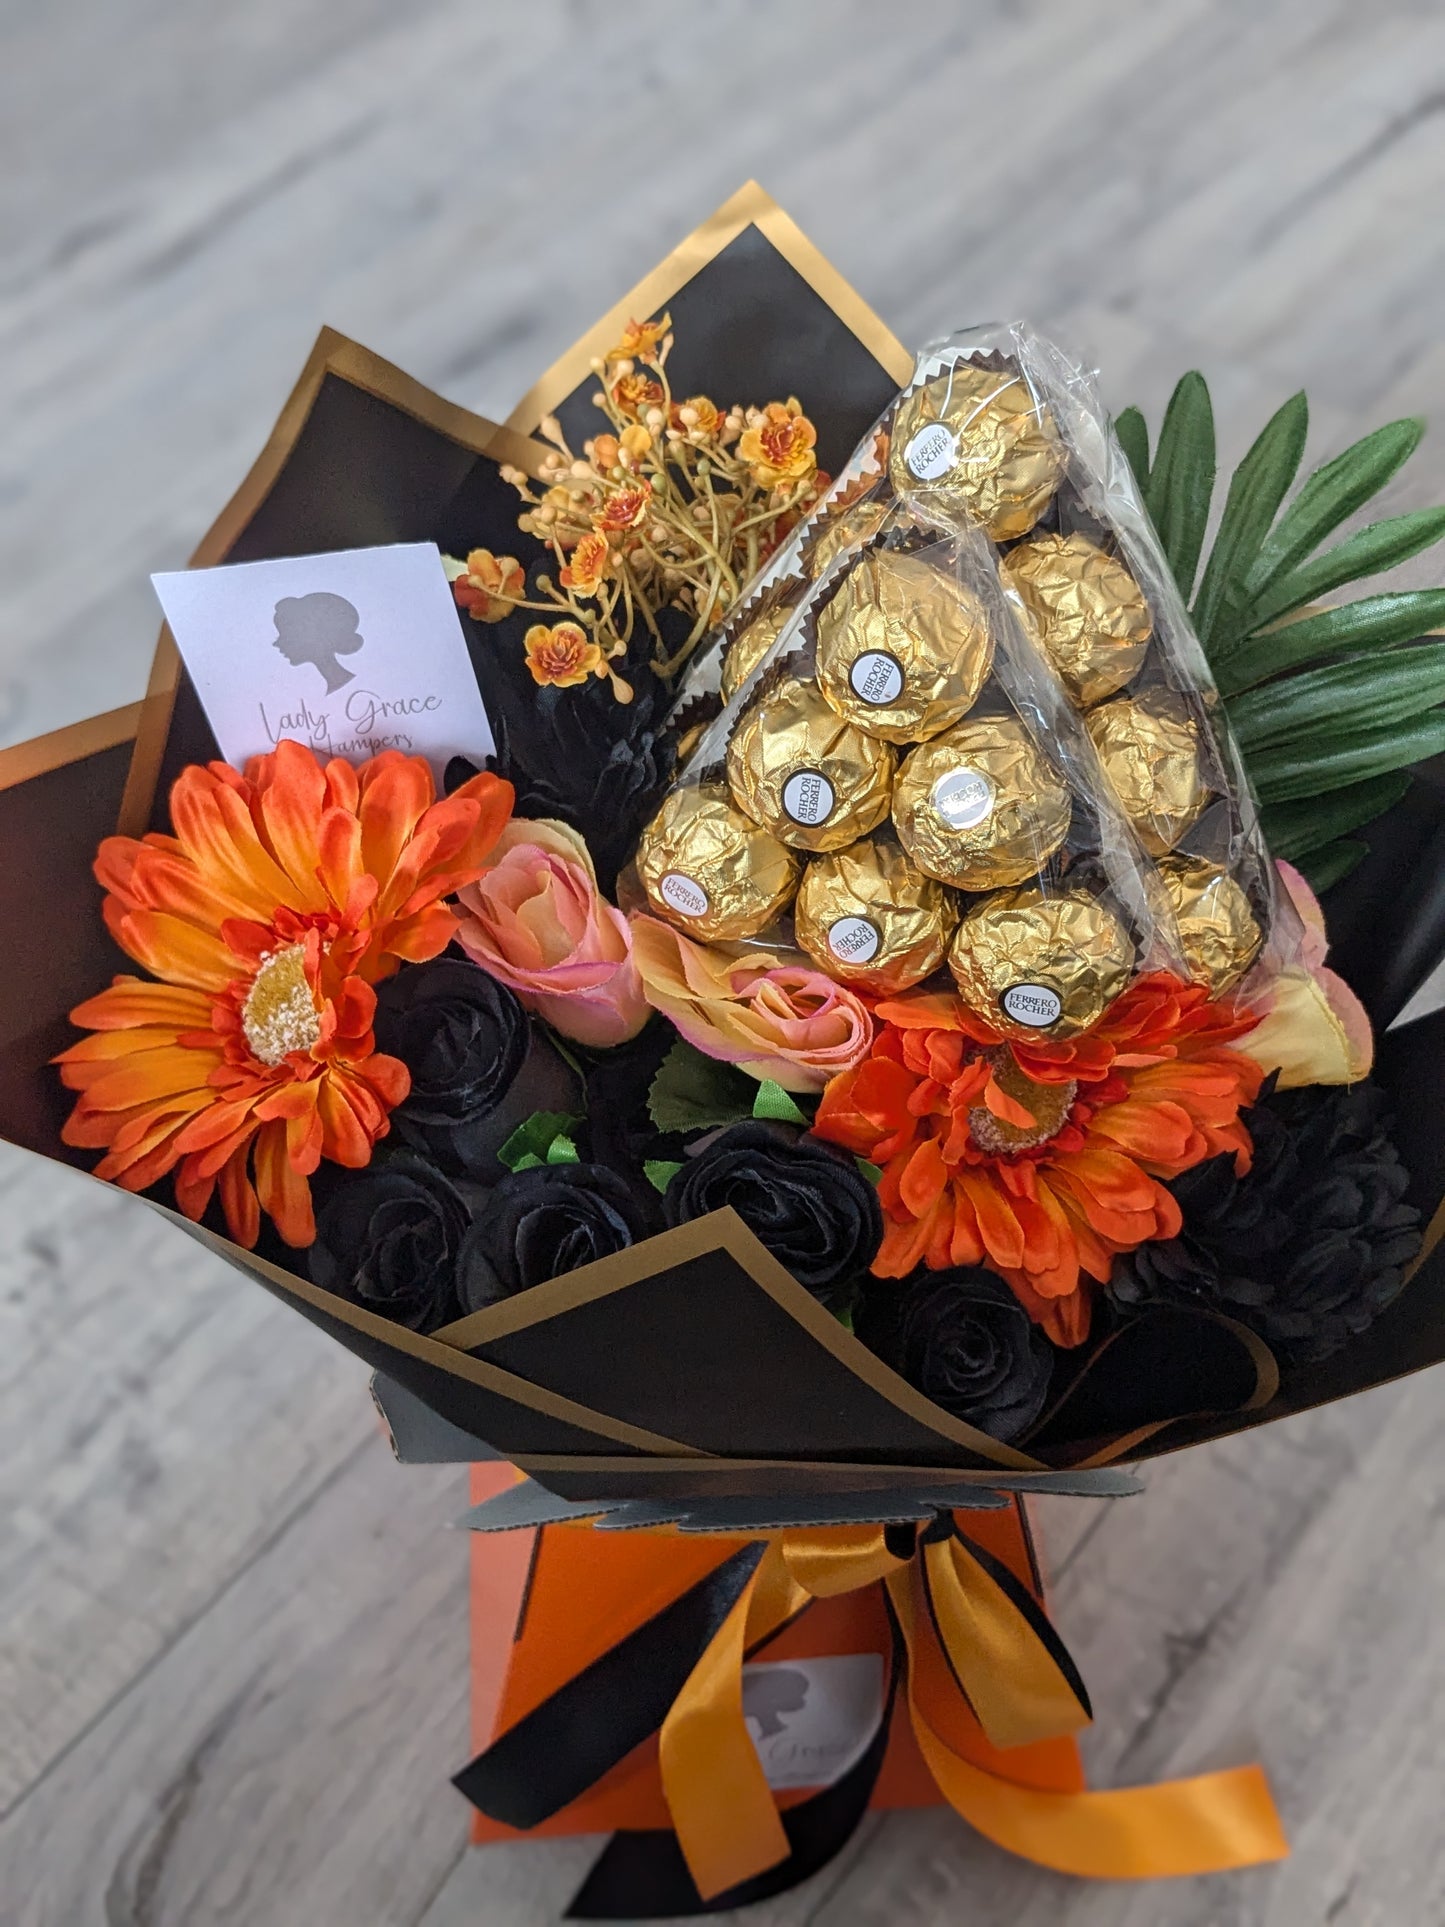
812 972 1263 1346
56 741 513 1250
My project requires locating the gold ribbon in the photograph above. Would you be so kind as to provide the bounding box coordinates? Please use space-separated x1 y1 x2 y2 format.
657 1518 1287 1901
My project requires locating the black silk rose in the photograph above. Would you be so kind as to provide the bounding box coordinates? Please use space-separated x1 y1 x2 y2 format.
663 1120 883 1307
1110 1077 1421 1365
859 1268 1054 1443
458 1161 660 1312
309 1154 470 1333
372 956 579 1177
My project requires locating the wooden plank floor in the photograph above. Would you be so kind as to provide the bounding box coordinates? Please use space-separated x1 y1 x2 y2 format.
6 2 1445 1920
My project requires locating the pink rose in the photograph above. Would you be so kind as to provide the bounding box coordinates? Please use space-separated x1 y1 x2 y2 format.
1233 860 1373 1088
629 914 874 1091
454 819 649 1048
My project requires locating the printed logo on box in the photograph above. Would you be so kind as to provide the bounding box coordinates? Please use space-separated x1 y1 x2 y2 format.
151 542 495 782
742 1654 885 1790
782 768 837 827
1002 982 1063 1028
903 422 957 481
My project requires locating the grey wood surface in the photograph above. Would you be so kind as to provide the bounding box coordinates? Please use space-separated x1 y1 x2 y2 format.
6 2 1445 1921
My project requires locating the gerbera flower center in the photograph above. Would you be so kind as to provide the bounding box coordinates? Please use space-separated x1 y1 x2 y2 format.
241 944 321 1067
968 1049 1078 1156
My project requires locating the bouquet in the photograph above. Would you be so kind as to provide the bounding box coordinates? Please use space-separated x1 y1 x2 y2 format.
6 185 1445 1915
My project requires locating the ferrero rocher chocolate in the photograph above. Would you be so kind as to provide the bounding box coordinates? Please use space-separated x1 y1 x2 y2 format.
1087 687 1209 855
726 677 896 854
948 886 1134 1040
805 495 893 579
889 364 1064 540
1002 532 1152 707
795 836 957 993
814 549 993 744
891 715 1071 891
1159 854 1262 995
636 783 800 942
720 601 796 702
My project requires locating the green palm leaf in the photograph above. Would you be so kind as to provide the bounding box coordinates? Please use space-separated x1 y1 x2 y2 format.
1122 373 1445 881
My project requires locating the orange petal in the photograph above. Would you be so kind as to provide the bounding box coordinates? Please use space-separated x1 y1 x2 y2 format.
253 1118 316 1248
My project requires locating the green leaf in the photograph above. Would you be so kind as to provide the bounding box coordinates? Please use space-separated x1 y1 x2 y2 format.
1297 838 1369 894
646 1038 757 1134
1228 640 1445 753
1141 373 1214 600
854 1157 883 1185
751 1078 809 1126
1216 588 1445 696
1251 709 1445 804
498 1110 583 1173
1191 390 1308 653
1112 405 1150 493
644 1158 684 1194
1244 506 1445 633
1259 771 1412 861
1245 417 1425 605
545 1133 580 1165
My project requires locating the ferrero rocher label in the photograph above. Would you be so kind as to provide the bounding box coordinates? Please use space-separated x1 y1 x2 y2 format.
795 836 957 992
1002 532 1152 707
948 886 1134 1039
805 495 893 579
1087 687 1209 855
889 364 1063 540
814 549 994 744
891 715 1071 890
720 602 792 701
1159 854 1262 995
726 677 896 854
636 783 801 942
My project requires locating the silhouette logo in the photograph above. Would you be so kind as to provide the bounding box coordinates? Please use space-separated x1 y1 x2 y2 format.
271 592 365 694
742 1665 810 1738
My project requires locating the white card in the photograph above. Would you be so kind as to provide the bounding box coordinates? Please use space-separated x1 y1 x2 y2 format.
151 542 495 780
742 1654 885 1790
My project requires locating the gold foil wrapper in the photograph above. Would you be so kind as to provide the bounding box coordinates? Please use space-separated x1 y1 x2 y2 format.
805 496 893 579
1002 532 1152 707
720 602 793 702
889 365 1063 540
727 677 896 854
891 715 1071 890
795 836 957 993
949 886 1134 1040
815 549 994 744
1087 687 1209 856
636 783 801 942
1159 854 1262 995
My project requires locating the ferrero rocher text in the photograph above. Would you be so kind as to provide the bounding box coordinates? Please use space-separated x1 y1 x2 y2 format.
815 549 994 744
795 836 956 992
948 886 1134 1040
891 714 1071 890
1002 531 1152 707
889 363 1063 540
636 784 800 941
727 676 895 854
1087 686 1209 855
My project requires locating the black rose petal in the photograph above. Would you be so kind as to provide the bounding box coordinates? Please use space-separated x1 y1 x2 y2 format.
458 1161 661 1312
664 1120 883 1306
309 1153 470 1333
1109 1077 1422 1366
373 956 581 1179
858 1268 1054 1444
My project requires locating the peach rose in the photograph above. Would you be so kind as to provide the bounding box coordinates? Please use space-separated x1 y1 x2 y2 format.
630 915 873 1092
455 820 649 1048
1233 860 1373 1088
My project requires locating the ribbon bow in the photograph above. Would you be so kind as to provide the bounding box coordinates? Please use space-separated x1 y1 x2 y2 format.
457 1506 1287 1914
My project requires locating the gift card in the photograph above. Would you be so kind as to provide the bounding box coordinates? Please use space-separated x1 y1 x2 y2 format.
742 1653 885 1790
152 542 495 780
